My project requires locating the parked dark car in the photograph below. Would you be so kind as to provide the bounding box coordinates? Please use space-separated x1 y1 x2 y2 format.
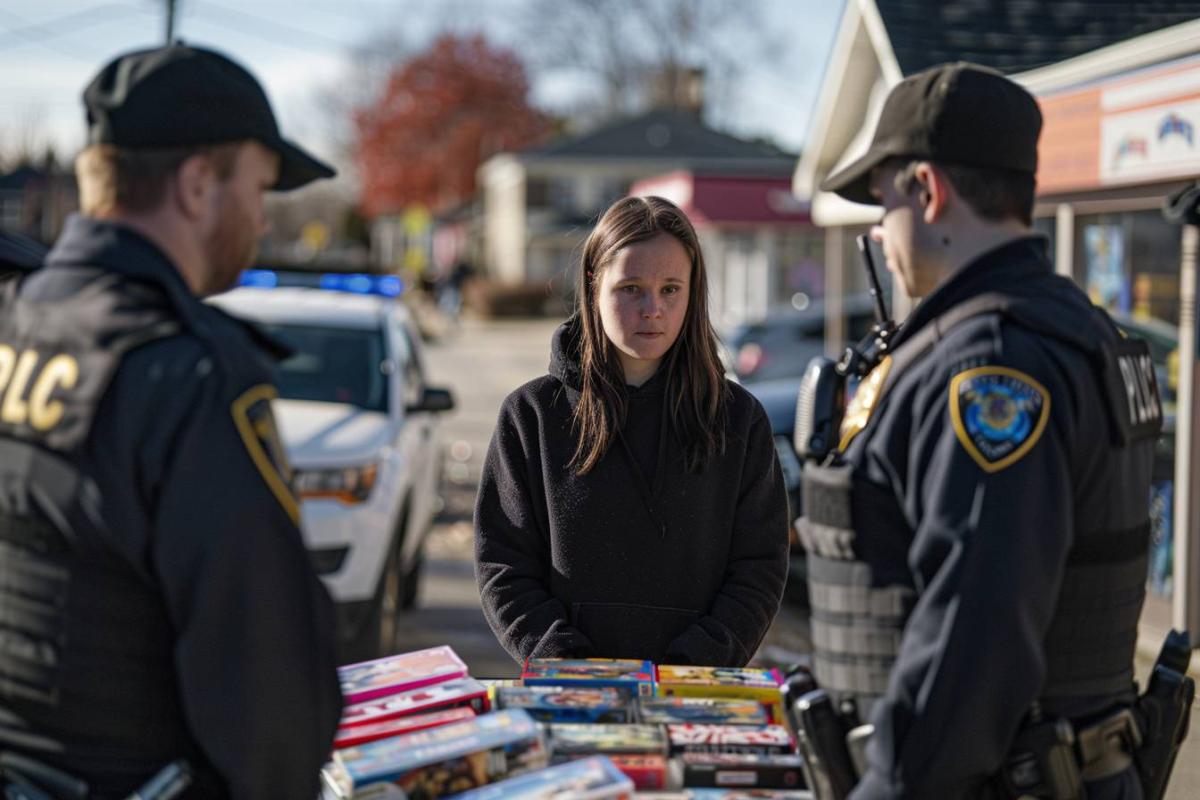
725 293 883 384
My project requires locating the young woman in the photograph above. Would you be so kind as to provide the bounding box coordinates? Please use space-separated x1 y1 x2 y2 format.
474 196 789 667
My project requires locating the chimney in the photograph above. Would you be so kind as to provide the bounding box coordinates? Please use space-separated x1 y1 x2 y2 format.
680 67 704 117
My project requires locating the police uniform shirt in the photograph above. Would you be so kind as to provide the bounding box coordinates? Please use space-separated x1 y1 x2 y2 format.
829 237 1155 799
0 216 342 798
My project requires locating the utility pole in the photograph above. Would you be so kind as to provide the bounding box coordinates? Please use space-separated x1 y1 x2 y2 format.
165 0 178 44
1165 181 1200 646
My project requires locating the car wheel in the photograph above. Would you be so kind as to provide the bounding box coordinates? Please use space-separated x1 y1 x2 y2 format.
400 550 424 611
376 533 404 655
343 511 408 662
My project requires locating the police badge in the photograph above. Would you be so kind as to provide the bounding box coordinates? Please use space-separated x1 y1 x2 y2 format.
949 366 1050 473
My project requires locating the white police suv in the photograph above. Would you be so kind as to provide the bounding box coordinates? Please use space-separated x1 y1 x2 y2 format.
210 271 454 660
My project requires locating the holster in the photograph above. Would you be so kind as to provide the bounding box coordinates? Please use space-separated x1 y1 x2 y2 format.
1133 629 1195 800
1000 706 1143 800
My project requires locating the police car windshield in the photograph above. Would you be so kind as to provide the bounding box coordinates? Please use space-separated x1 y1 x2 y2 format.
261 323 389 412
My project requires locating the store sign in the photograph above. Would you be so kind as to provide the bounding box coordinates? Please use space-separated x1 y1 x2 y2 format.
1101 99 1200 184
1037 60 1200 192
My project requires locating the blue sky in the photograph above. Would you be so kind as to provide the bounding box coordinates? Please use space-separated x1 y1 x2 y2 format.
0 0 843 173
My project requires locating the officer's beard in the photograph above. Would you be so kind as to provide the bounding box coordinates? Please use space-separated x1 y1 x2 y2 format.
202 192 259 296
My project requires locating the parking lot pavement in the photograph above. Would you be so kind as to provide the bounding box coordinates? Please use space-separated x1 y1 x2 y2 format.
397 316 563 679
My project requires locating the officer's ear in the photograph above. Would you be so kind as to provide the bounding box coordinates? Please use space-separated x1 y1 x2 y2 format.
913 162 951 225
173 153 219 222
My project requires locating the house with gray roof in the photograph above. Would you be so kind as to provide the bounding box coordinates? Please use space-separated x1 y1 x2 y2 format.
477 108 796 289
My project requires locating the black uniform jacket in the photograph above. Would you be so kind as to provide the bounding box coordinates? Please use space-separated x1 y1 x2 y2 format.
474 319 790 667
845 237 1151 800
4 217 342 798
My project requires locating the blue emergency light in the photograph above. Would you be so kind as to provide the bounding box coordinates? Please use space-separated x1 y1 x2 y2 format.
239 269 278 288
238 269 404 297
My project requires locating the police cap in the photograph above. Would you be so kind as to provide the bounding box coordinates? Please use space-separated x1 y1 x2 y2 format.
821 62 1042 205
83 43 335 191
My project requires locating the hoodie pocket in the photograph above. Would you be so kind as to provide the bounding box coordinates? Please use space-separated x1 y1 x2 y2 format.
571 601 700 663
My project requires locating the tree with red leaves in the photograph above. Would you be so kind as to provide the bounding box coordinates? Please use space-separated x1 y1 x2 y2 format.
354 34 549 217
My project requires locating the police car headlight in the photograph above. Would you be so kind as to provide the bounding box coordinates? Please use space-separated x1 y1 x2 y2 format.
293 463 378 504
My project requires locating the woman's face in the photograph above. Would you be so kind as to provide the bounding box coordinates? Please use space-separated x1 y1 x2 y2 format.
596 232 691 386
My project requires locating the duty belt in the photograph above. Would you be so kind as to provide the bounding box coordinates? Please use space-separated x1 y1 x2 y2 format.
1001 706 1142 798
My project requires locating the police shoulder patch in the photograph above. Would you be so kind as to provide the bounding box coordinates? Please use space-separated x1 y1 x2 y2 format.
231 383 300 525
949 366 1050 473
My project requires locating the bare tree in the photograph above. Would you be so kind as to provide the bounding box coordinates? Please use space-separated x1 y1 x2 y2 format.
516 0 782 123
0 105 50 171
311 26 411 164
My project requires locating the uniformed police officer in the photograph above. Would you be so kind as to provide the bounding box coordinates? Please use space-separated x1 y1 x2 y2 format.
800 63 1161 798
0 45 342 797
0 230 46 282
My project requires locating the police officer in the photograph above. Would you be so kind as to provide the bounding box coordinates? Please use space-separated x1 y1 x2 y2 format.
0 230 46 282
800 63 1160 798
0 45 342 797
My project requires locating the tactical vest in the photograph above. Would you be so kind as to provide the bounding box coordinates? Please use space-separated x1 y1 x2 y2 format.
0 274 191 768
799 290 1161 714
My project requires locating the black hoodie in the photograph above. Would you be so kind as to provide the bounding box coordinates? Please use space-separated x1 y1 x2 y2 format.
474 319 789 667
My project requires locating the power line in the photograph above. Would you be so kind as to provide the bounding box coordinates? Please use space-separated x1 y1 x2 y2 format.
0 4 145 59
194 0 356 51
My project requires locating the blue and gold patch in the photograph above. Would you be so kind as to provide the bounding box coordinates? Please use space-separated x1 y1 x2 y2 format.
949 366 1050 473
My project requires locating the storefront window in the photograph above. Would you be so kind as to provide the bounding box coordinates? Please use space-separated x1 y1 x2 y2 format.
1074 210 1180 324
1032 215 1056 258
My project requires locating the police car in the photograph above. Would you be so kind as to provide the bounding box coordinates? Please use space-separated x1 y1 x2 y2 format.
210 271 454 660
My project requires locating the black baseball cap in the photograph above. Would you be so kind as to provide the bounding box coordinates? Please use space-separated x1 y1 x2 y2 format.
821 62 1042 205
83 43 335 191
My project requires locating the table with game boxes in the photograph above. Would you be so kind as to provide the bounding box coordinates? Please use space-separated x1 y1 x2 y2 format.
320 646 815 800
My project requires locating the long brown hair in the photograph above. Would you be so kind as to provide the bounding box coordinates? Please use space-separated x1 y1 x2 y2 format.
570 195 728 475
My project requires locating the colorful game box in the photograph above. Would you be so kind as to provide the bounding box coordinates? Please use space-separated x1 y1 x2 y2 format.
666 724 794 756
638 697 769 726
606 754 682 791
548 723 669 759
327 709 547 799
333 707 476 749
339 677 489 728
607 792 809 800
496 685 635 723
680 753 807 789
687 791 813 799
522 658 655 697
447 756 634 800
338 645 468 704
654 666 784 722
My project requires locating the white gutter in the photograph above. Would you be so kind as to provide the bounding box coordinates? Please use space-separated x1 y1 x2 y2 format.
1014 18 1200 94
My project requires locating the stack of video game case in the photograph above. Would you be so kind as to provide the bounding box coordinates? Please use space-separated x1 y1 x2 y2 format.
321 653 813 799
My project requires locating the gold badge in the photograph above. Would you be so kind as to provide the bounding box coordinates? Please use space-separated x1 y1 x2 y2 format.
838 356 892 451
